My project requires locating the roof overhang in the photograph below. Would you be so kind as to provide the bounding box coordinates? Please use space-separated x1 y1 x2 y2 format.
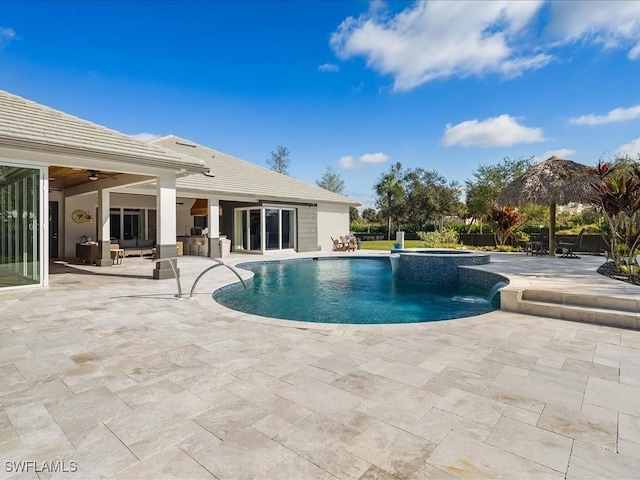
0 135 209 175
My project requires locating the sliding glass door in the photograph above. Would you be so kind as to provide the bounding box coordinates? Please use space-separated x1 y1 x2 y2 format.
234 206 296 253
265 209 279 250
0 165 43 288
249 209 261 250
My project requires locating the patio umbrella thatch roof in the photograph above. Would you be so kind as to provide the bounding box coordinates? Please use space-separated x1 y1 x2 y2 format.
498 156 597 257
498 156 596 207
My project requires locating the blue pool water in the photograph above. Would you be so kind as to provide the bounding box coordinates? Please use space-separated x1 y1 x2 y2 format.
213 258 498 324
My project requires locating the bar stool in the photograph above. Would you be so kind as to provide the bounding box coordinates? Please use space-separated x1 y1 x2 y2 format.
111 248 125 265
190 240 206 256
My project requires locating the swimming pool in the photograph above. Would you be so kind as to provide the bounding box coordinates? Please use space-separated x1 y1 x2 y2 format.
213 257 500 324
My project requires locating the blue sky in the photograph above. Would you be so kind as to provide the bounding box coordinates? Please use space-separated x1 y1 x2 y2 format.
1 1 640 208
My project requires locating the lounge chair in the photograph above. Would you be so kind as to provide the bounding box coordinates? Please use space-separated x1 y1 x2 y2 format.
558 228 586 258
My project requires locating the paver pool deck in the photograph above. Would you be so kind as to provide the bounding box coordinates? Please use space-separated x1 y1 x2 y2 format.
1 251 640 479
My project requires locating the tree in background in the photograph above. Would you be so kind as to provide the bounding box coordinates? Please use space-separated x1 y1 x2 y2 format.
361 208 380 223
513 202 546 224
349 206 360 223
374 162 405 240
403 168 464 232
316 166 345 194
266 146 291 175
465 156 534 232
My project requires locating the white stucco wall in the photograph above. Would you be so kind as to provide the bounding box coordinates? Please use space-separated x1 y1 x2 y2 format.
176 198 196 236
64 193 98 259
316 204 350 251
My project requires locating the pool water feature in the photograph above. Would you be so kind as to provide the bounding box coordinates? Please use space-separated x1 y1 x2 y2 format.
390 248 491 284
213 257 501 324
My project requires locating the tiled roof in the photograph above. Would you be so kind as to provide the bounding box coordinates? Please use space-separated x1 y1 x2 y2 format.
0 90 206 171
150 135 360 206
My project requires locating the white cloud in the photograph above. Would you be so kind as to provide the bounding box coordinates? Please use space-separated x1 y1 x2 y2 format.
130 133 160 142
359 153 388 165
330 1 548 91
0 28 15 39
539 148 576 161
338 152 389 170
329 2 640 91
442 114 545 147
548 1 640 60
0 27 16 47
570 104 640 125
617 137 640 157
318 63 339 72
338 156 356 169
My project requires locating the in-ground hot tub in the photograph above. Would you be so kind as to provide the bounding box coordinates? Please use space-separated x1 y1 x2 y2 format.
390 248 491 285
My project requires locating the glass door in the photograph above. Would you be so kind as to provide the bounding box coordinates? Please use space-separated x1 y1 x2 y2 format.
281 209 295 249
265 208 279 250
0 165 42 288
249 209 261 251
123 208 145 240
233 206 295 253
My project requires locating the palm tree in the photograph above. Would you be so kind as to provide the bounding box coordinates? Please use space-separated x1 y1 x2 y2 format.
375 162 405 240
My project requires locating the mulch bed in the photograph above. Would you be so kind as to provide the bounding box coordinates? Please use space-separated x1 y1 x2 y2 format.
597 261 640 286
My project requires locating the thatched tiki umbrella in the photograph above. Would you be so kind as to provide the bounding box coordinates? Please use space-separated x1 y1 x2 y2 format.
498 156 596 256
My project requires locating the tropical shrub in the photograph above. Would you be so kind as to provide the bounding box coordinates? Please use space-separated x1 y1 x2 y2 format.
417 231 443 248
417 228 460 248
591 162 640 273
512 230 530 243
441 227 460 244
486 206 520 245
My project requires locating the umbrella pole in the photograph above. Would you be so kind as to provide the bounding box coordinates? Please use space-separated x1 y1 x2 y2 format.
549 204 556 257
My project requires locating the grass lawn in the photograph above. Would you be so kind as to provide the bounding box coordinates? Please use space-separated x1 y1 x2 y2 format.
359 240 424 250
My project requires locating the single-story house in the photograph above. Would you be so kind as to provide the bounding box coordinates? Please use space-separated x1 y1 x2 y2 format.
0 89 359 290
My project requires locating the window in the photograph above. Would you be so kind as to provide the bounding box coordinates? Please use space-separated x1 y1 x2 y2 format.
109 208 153 241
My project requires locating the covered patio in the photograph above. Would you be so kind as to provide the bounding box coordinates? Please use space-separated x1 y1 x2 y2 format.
0 90 210 290
1 251 639 479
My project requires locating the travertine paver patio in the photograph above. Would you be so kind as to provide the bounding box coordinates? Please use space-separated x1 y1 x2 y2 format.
1 252 640 479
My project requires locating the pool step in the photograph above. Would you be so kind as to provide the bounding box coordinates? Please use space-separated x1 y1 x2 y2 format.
501 288 640 330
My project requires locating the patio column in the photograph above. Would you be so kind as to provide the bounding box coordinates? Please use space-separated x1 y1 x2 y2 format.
96 188 113 267
208 197 221 257
153 173 178 279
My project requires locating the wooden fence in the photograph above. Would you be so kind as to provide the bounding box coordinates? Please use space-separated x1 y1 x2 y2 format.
460 233 610 253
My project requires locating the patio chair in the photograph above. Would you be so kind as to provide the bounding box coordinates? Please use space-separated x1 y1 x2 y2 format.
525 227 549 256
341 236 356 252
558 228 586 259
331 237 348 252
